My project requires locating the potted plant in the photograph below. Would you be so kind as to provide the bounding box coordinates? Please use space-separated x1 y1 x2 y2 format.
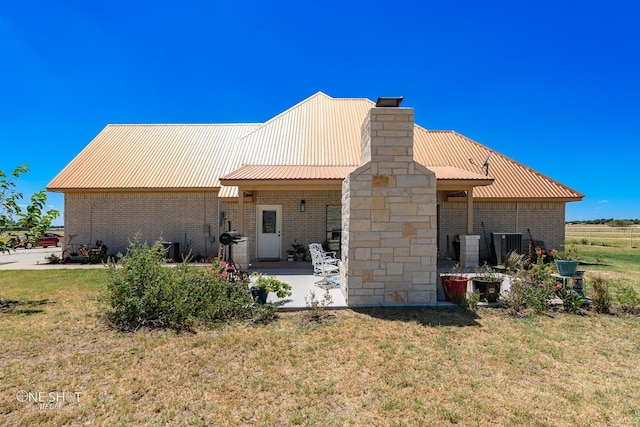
291 243 307 261
441 264 469 302
472 263 504 303
250 273 293 304
551 244 579 277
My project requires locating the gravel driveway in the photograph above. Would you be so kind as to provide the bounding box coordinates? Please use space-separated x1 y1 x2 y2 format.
0 247 103 270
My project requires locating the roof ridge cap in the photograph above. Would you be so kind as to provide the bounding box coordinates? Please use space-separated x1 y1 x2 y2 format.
237 92 336 141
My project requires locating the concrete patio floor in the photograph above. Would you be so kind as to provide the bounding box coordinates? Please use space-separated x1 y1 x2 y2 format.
246 260 347 310
245 259 510 310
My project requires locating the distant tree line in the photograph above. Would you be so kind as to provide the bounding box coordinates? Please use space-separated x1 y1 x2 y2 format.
567 219 640 227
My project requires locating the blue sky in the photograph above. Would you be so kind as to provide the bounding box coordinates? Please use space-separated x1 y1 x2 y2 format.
1 0 639 224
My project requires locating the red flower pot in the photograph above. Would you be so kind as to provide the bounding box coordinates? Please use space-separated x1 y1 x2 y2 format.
442 276 469 301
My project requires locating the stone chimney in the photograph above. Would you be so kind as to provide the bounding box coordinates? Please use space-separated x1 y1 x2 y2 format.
341 101 438 306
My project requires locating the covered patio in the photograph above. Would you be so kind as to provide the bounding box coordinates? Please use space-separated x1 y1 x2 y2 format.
246 259 509 309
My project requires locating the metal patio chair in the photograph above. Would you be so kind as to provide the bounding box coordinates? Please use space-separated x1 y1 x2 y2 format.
308 243 340 287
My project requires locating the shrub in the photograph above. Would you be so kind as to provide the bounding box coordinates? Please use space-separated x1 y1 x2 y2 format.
503 249 556 315
100 236 273 331
616 285 640 313
554 285 586 314
503 251 525 272
502 279 527 316
446 290 479 311
45 253 60 264
304 289 334 321
590 273 611 314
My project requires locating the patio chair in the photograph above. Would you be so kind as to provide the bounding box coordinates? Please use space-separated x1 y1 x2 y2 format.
308 243 340 287
308 243 340 275
308 243 338 260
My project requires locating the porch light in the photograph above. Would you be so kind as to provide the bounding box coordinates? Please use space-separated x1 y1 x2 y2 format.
375 96 404 107
300 200 305 212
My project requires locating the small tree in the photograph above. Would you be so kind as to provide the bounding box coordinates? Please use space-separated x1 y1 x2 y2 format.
0 164 59 253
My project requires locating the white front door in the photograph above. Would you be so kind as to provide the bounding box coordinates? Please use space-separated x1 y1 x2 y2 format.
257 205 282 259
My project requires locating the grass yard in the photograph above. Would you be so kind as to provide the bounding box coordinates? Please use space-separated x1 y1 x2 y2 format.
1 244 640 426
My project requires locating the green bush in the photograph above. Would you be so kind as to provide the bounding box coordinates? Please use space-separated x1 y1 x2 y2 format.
590 273 611 314
555 285 586 314
100 236 274 331
616 285 640 313
503 251 556 315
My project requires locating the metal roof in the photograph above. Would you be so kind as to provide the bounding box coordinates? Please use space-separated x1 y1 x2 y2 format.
228 92 372 167
48 92 583 201
413 128 583 200
426 166 493 181
221 165 355 181
221 164 491 183
47 124 258 190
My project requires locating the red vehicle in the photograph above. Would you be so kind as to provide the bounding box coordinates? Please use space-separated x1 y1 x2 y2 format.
6 233 62 249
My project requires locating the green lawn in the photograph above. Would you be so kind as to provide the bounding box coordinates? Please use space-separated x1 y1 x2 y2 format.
1 244 640 426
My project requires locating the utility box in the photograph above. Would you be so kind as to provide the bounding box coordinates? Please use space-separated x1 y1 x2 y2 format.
490 233 522 265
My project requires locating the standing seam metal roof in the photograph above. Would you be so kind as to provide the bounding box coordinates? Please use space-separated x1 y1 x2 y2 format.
47 124 259 190
47 92 583 201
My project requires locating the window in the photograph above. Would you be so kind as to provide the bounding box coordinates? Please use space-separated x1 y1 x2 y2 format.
326 205 341 251
262 210 276 234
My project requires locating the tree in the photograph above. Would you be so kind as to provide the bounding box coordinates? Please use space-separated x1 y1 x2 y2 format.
0 164 60 253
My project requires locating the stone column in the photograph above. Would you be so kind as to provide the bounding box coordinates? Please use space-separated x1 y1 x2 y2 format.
459 235 480 268
234 238 249 268
341 106 438 306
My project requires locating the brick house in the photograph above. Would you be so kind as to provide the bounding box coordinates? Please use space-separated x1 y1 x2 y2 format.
47 92 583 305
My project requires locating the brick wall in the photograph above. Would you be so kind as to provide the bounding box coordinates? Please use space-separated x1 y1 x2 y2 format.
221 189 342 261
64 191 219 258
438 200 566 261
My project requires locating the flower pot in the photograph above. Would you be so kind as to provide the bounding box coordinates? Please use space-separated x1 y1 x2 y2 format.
294 253 304 261
473 278 503 303
287 254 294 262
251 289 268 304
555 259 579 277
442 276 469 301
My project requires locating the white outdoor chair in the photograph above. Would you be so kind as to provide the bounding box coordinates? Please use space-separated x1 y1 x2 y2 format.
308 243 339 275
308 243 340 287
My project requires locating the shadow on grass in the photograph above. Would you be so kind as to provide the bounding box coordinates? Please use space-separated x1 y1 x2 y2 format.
0 298 52 314
579 261 609 266
353 306 481 327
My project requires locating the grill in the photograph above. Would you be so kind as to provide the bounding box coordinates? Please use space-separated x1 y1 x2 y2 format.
219 231 242 246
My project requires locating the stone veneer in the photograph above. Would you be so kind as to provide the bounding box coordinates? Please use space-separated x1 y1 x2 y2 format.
341 106 438 306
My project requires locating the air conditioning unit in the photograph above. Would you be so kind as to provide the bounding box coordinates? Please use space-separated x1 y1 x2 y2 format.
491 233 522 265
